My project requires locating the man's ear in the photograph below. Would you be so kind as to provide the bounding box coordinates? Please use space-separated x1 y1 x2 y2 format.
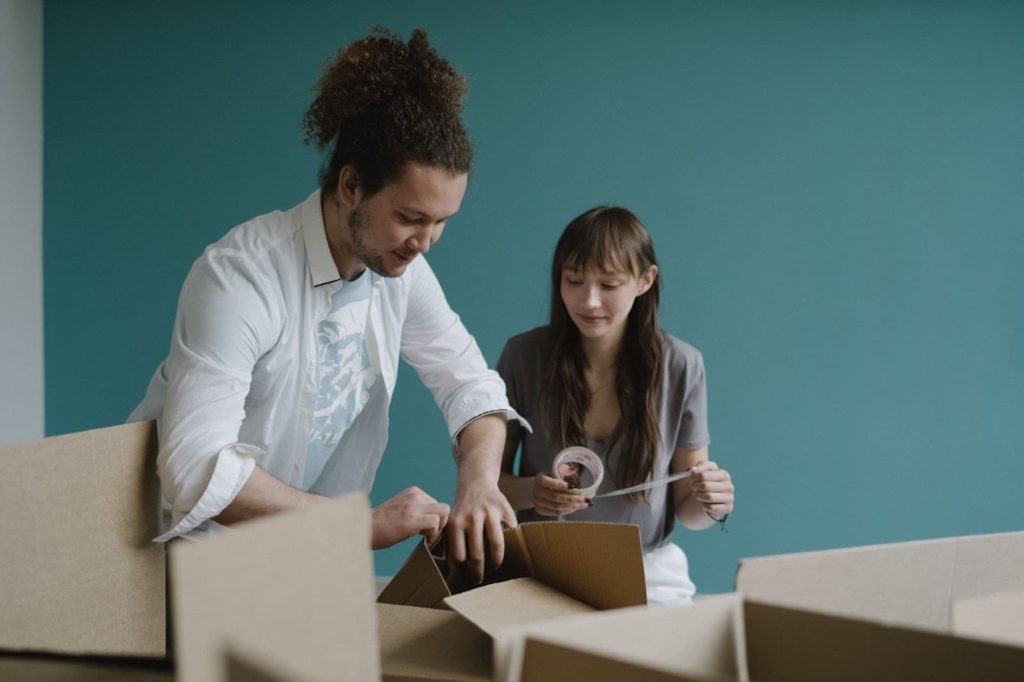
336 166 362 209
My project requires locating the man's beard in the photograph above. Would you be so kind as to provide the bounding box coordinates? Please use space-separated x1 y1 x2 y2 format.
348 204 398 278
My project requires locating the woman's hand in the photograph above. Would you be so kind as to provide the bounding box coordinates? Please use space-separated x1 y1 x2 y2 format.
532 473 590 516
689 461 734 521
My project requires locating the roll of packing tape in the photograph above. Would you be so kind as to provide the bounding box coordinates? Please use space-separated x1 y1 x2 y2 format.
552 446 604 498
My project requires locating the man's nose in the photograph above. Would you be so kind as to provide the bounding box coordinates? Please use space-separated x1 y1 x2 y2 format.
408 226 433 254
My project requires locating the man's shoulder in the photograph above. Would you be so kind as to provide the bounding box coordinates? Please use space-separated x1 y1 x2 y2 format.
194 202 304 278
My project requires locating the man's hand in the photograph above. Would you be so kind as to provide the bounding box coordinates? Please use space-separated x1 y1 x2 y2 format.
449 413 517 583
447 480 517 584
371 487 450 550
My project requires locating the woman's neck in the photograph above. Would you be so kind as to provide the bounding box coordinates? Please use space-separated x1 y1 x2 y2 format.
580 330 623 376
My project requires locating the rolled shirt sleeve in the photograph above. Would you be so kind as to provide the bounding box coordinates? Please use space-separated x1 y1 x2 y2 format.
140 252 282 540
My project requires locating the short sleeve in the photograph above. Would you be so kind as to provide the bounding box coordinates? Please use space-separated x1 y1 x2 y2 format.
675 348 711 450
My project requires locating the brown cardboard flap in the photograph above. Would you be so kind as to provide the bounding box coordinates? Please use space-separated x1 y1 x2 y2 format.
0 421 166 657
952 589 1024 648
520 522 647 609
736 531 1024 631
378 604 492 681
744 599 1024 681
171 493 377 682
510 595 746 682
377 539 451 608
444 577 594 639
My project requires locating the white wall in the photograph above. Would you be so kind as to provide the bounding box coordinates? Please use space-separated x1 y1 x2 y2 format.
0 0 44 445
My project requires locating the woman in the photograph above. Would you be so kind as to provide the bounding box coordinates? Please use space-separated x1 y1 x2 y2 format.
496 206 735 604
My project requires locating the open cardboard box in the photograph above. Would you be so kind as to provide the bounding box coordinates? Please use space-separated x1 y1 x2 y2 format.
0 422 170 678
735 530 1024 633
509 592 1024 681
377 520 649 680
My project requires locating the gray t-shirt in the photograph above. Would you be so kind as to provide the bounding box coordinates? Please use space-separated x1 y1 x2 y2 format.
497 326 710 551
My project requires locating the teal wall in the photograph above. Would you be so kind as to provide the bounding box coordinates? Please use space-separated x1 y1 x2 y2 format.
44 1 1024 592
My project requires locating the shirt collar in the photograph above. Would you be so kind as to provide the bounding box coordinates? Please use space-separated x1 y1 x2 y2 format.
300 189 342 287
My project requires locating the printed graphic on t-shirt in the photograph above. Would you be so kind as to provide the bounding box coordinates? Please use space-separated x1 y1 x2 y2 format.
305 274 378 488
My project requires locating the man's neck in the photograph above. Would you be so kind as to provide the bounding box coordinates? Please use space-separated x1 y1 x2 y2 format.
320 192 364 281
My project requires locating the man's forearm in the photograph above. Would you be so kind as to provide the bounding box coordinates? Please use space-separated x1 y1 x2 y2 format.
214 465 325 525
455 413 507 486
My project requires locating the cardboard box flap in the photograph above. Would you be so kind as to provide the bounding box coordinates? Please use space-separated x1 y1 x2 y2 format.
744 599 1024 681
377 539 451 608
736 531 1024 631
0 421 166 657
444 577 594 639
518 639 728 682
171 493 378 682
378 603 492 681
952 589 1024 648
510 594 746 682
520 522 647 609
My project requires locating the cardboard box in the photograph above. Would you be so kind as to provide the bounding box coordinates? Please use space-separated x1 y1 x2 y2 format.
735 530 1024 632
952 588 1024 648
170 492 378 682
511 593 1024 681
0 421 166 658
379 521 647 610
378 521 648 680
377 603 492 681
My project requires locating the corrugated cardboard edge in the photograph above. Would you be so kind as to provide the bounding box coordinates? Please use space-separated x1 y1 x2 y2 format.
0 421 166 658
172 493 378 682
951 589 1024 648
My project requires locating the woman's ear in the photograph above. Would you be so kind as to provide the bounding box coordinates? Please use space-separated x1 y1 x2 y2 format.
638 265 659 295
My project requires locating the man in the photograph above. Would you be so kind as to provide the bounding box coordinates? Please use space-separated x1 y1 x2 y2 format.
130 28 526 581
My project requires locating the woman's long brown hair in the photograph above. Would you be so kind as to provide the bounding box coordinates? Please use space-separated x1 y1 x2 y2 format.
543 206 664 503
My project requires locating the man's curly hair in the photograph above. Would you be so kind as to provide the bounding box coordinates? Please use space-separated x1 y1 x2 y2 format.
303 28 472 197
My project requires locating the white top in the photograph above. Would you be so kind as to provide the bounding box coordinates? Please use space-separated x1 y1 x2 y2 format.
129 190 527 541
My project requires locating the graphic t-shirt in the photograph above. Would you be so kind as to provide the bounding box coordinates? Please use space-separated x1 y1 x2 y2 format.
304 270 378 489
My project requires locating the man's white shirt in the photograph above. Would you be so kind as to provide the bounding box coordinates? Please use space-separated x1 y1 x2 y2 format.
129 190 526 540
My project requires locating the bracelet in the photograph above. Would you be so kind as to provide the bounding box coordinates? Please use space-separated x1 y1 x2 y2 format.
706 510 729 530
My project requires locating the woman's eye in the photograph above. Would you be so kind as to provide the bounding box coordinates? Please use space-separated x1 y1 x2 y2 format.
566 279 583 286
601 283 622 290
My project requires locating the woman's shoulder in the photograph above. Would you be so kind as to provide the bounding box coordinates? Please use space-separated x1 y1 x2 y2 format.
661 331 705 373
